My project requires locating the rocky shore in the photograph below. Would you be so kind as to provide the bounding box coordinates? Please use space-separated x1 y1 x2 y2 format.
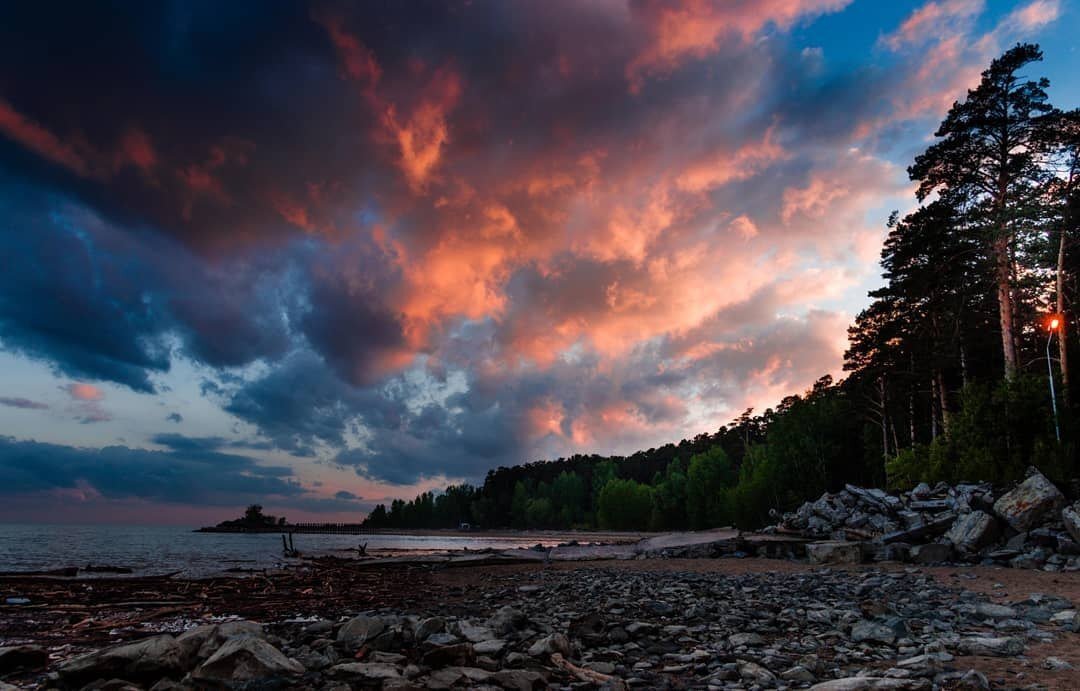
3 468 1080 690
1 558 1078 690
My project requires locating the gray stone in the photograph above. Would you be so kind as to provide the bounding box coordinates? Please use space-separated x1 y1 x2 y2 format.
955 636 1024 657
192 637 304 681
414 616 446 641
493 668 546 690
909 543 952 564
851 620 896 645
337 614 386 644
1062 501 1080 544
58 635 184 686
526 633 571 658
454 620 496 643
953 669 990 690
473 638 506 656
992 467 1065 531
1043 656 1073 670
807 541 864 564
728 632 764 647
737 659 775 684
176 620 264 663
329 661 403 680
781 665 816 682
945 511 999 555
809 679 930 690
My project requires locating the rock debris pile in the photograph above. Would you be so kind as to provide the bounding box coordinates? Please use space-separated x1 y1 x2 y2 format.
767 467 1080 570
18 566 1078 689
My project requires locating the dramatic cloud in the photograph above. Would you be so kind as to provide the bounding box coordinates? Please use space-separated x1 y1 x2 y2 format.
0 435 357 511
0 0 1070 500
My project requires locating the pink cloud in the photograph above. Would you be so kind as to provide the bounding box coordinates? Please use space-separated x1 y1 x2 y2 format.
66 382 104 401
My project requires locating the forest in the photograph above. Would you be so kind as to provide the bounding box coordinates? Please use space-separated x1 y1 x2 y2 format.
362 44 1080 533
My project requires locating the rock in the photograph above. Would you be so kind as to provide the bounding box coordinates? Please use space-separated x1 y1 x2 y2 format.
422 642 474 668
1044 656 1074 670
527 632 571 658
455 620 496 643
488 606 526 635
945 511 999 555
728 632 764 647
807 541 864 564
1062 501 1080 544
781 665 816 682
953 669 990 690
414 616 446 641
851 620 896 645
473 638 507 656
337 614 386 644
176 620 264 663
972 602 1016 619
955 636 1024 657
329 661 403 680
426 666 493 688
0 645 49 673
192 637 304 681
992 467 1065 531
909 543 952 564
492 668 546 690
58 635 184 686
809 679 930 690
737 659 775 684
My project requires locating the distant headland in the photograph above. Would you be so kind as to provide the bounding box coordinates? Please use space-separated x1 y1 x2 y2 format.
195 504 368 534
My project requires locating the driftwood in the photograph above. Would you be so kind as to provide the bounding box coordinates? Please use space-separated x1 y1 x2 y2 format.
551 653 627 690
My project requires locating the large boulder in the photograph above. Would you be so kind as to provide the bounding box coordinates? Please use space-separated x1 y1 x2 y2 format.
0 645 48 674
191 637 304 681
58 635 184 686
176 620 264 664
806 541 864 565
945 511 1000 555
992 468 1065 531
337 614 387 644
1062 501 1080 544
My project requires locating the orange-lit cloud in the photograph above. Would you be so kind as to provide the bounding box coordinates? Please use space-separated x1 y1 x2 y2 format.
626 0 852 92
0 99 93 177
381 68 463 194
66 382 104 401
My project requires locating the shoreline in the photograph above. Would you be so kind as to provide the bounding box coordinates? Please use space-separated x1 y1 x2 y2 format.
1 556 1078 689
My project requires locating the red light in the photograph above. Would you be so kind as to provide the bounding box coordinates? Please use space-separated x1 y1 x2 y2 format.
1050 317 1061 330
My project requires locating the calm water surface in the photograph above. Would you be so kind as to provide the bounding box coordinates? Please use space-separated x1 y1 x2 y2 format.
0 524 570 577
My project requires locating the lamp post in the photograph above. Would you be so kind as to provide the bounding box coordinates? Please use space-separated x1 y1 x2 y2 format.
1047 316 1061 443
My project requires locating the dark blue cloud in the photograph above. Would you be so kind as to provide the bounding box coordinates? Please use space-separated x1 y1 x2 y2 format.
0 434 338 508
0 396 48 410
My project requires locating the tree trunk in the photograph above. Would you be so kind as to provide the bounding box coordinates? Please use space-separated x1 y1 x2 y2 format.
993 233 1018 379
937 369 949 436
1058 210 1070 405
930 375 938 440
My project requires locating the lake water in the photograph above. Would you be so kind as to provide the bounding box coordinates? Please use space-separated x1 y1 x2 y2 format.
0 524 575 578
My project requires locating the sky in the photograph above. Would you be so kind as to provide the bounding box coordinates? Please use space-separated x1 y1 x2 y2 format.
0 0 1077 525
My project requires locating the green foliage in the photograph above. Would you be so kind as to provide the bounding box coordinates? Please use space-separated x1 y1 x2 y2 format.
686 446 735 529
597 478 653 530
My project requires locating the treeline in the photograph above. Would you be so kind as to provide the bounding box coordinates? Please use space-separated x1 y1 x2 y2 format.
363 44 1079 532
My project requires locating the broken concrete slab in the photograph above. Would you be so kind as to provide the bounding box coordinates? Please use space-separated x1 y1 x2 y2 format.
806 541 865 565
992 468 1065 531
